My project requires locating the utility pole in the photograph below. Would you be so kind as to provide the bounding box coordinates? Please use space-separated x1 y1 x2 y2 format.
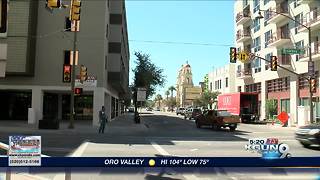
308 27 314 124
68 0 81 129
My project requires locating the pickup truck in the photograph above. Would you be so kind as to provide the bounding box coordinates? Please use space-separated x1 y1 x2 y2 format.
195 109 240 131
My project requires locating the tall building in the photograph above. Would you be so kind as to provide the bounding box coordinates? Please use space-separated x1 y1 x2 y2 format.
234 0 320 126
176 62 202 107
0 0 130 126
208 64 236 94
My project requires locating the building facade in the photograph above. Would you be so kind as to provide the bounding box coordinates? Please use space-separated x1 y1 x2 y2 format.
208 64 236 94
0 0 130 126
176 62 202 107
234 0 320 126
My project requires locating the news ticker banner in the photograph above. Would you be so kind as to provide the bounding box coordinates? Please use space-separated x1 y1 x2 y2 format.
0 157 320 167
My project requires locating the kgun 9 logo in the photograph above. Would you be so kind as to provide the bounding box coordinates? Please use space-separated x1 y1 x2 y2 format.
245 138 292 159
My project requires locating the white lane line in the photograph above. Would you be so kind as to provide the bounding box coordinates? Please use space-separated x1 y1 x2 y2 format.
150 141 170 156
69 141 90 157
190 148 198 152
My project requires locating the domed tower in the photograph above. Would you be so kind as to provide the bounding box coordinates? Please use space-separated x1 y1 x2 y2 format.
176 61 194 107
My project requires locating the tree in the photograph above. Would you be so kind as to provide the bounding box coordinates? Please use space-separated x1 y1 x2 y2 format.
131 52 166 116
203 74 209 92
266 99 278 120
154 94 163 109
194 91 220 108
168 86 176 98
165 90 170 101
132 52 166 99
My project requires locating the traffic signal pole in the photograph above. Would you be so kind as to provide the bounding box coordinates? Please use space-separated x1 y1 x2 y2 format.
68 25 77 129
308 27 314 124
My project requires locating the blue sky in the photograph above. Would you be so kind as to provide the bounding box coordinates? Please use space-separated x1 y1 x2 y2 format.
126 0 235 98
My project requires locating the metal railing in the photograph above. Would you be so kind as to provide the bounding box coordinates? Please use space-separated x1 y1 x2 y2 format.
236 10 251 23
299 7 320 29
236 69 252 77
236 29 251 40
268 29 290 44
299 41 320 59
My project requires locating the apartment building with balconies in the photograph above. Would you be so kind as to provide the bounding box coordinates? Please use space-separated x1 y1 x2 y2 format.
234 0 320 126
0 0 130 126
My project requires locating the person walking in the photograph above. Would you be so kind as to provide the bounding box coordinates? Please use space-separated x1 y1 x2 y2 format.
98 106 108 133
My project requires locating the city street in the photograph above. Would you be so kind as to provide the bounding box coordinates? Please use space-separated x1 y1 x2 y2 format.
0 111 319 179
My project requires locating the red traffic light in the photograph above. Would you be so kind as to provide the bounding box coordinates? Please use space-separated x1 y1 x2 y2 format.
63 64 71 83
74 88 83 95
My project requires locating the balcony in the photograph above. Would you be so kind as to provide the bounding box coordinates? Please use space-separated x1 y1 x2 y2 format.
236 68 252 79
236 29 251 43
236 10 251 25
298 41 320 62
267 29 291 47
267 3 289 24
298 8 320 32
278 55 292 68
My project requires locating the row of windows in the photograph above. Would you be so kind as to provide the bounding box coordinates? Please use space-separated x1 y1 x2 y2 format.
245 83 261 93
210 78 229 91
267 77 290 92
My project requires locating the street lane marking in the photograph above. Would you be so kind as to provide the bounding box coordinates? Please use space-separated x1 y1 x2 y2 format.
150 141 170 156
69 141 89 157
190 148 198 152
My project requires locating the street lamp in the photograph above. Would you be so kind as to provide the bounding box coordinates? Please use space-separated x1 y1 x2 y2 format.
256 9 315 124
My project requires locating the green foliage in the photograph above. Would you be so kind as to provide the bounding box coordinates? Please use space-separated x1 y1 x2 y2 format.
165 90 170 100
203 74 209 92
154 94 163 108
168 86 176 98
132 52 166 100
166 97 177 107
193 91 220 108
266 99 278 119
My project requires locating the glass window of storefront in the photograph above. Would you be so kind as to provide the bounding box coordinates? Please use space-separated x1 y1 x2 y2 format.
280 99 290 113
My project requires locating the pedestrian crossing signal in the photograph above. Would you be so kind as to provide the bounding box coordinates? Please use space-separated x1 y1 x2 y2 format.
74 88 83 95
230 47 237 63
80 65 87 83
271 56 278 71
63 64 71 83
310 78 317 93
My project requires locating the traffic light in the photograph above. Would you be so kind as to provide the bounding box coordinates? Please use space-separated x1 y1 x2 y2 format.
80 65 87 83
70 0 81 21
74 88 83 95
46 0 61 9
310 78 317 93
230 47 237 63
63 64 71 83
271 56 278 71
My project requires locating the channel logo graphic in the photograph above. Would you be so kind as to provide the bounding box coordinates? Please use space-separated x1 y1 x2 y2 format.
245 138 291 159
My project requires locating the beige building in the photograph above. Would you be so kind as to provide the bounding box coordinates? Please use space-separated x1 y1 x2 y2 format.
208 64 236 94
176 62 202 107
234 0 320 126
0 0 130 126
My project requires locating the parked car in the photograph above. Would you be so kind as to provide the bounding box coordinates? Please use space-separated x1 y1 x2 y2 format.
195 109 240 131
176 107 185 115
184 108 202 120
295 124 320 148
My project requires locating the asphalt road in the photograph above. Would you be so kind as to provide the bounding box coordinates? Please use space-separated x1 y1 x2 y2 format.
0 111 319 179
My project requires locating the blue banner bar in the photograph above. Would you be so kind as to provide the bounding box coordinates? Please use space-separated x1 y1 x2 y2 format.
1 157 320 167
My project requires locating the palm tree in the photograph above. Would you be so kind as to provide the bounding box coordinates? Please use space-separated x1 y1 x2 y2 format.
168 86 176 98
155 94 163 109
165 90 170 101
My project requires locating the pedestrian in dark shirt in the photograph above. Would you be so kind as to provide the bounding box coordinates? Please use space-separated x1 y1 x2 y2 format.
98 106 108 133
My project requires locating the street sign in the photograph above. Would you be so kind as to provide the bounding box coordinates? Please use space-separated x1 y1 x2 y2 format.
277 111 289 125
308 61 314 76
137 88 147 102
75 75 97 87
282 48 305 55
238 51 249 63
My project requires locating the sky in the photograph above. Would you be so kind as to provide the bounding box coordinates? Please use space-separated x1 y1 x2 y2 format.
126 0 235 98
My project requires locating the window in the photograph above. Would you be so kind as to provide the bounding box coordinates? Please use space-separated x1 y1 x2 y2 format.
265 53 273 70
253 18 260 32
64 50 78 65
220 80 222 89
225 78 228 88
267 77 290 92
294 0 301 8
238 86 242 92
264 0 270 5
299 98 309 106
65 18 80 32
253 36 261 52
264 30 272 48
0 0 8 33
294 13 302 34
253 58 261 73
264 10 270 26
210 82 212 91
253 0 260 13
106 24 109 39
295 40 304 61
280 99 290 113
105 56 108 69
